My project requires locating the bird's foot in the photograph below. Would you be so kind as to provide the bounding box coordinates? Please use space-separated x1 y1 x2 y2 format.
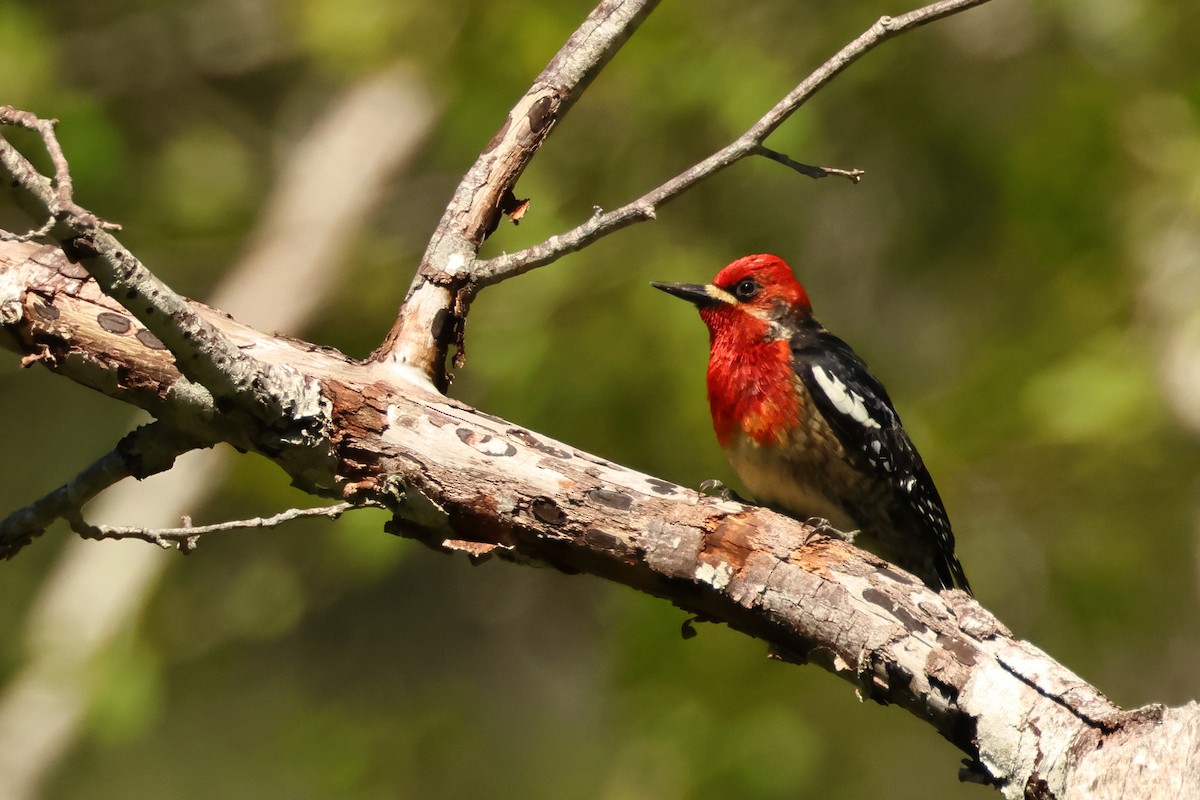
698 479 748 504
803 517 856 544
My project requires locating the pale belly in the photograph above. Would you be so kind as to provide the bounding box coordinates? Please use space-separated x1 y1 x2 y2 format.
724 431 859 534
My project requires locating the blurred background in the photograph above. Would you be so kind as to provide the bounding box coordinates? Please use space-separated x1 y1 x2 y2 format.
2 0 1199 797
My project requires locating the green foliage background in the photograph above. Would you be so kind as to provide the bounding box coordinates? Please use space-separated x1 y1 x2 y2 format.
2 0 1200 797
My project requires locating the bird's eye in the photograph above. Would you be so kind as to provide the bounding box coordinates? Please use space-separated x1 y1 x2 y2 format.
733 278 760 301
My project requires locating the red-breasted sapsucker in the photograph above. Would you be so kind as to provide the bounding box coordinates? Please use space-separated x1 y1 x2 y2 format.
652 254 970 593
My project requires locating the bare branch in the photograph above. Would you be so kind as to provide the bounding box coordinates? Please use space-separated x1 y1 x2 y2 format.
0 216 56 245
0 422 201 558
472 0 992 287
71 501 365 552
0 106 122 240
753 145 865 182
0 108 322 429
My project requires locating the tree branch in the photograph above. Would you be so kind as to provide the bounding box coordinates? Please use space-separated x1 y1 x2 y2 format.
753 144 866 182
0 238 340 497
372 0 662 389
472 0 990 288
71 501 364 551
0 421 201 557
0 107 324 435
0 107 121 241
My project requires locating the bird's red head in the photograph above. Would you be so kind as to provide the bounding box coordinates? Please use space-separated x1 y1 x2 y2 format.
651 254 813 447
651 254 813 342
702 253 812 330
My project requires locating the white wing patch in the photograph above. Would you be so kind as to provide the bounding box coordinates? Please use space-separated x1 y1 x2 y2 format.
811 365 881 429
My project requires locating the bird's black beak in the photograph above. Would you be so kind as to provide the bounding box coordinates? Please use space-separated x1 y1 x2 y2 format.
650 281 721 308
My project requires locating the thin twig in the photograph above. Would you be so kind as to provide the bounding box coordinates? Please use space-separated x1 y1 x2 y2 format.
0 422 201 559
0 106 122 240
0 216 56 244
71 501 367 552
754 145 865 182
473 0 993 287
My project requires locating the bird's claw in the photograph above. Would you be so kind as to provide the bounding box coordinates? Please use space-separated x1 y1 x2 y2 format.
699 479 748 504
803 517 856 544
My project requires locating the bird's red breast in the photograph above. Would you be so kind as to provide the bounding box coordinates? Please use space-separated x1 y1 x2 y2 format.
705 323 801 449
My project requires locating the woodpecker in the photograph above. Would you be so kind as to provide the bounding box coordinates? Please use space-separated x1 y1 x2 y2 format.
652 254 970 593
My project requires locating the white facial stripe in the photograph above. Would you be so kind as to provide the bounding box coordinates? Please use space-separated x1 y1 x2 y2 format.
705 284 777 325
705 283 781 324
704 285 738 305
811 365 882 429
